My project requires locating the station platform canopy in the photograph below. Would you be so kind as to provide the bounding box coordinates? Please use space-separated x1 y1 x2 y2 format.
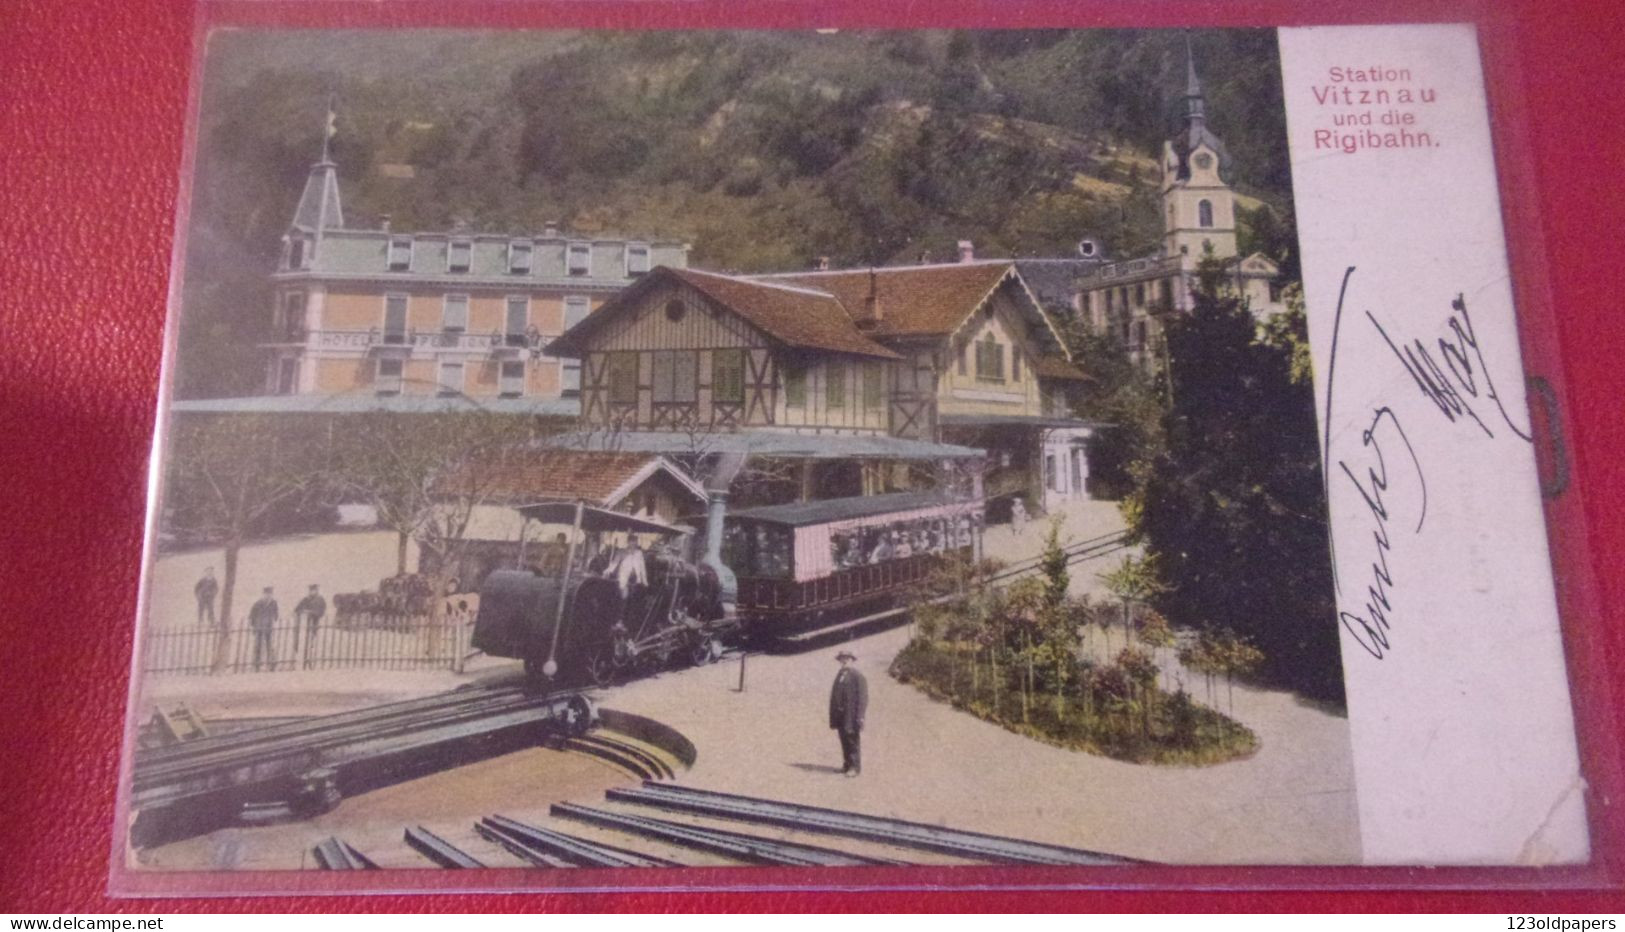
938 413 1110 430
169 394 581 417
538 429 984 461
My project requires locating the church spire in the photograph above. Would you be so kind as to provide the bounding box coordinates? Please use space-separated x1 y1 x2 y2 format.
1182 31 1206 128
289 96 344 239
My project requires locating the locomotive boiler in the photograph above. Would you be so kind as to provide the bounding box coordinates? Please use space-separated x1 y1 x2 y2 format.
471 501 735 688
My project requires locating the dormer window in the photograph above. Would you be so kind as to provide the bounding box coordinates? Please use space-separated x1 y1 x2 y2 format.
288 237 307 271
568 242 591 276
388 236 413 271
508 240 533 274
975 334 1005 383
447 239 472 273
626 243 650 277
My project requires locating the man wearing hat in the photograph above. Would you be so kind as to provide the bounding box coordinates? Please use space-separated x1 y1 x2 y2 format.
828 650 868 777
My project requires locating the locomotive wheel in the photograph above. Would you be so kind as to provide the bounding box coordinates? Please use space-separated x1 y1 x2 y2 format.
690 634 722 667
585 644 617 688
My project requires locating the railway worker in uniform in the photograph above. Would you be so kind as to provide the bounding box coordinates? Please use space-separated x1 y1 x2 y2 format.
249 586 279 671
194 567 219 626
295 584 327 640
828 650 868 777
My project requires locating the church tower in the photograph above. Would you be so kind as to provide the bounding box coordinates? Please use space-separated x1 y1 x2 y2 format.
1161 36 1237 261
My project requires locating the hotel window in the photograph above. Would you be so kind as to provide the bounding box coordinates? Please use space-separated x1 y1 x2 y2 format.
562 296 590 393
383 294 409 344
281 291 307 341
783 364 806 408
505 296 529 346
1012 350 1021 383
442 294 469 333
376 358 403 395
1105 289 1115 313
275 358 299 395
447 239 472 273
1134 321 1148 350
1161 279 1173 305
1198 199 1214 228
1135 283 1146 306
975 335 1004 382
499 360 525 398
567 242 591 276
388 236 413 271
652 351 697 403
288 237 306 270
626 243 651 277
825 361 846 409
862 362 884 409
713 349 745 404
438 360 465 396
508 240 533 274
957 342 967 376
608 353 639 405
1269 281 1284 302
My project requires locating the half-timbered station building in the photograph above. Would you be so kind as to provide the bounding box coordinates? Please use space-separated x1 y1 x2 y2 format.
260 141 689 404
542 259 1100 516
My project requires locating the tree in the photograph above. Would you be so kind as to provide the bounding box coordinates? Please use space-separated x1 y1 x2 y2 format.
325 410 541 627
163 414 321 672
1129 252 1343 702
1038 516 1070 611
1099 552 1166 652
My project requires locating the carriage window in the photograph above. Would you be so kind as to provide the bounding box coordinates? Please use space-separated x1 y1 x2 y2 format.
783 364 806 408
652 351 696 403
712 349 744 404
862 362 884 409
608 353 639 405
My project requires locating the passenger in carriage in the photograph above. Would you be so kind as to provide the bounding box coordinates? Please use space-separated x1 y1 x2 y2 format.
538 532 569 577
868 531 895 564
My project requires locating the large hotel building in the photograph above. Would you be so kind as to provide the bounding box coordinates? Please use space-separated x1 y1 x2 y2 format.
261 150 689 402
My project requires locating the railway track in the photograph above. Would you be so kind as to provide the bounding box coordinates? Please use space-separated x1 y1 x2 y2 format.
310 781 1137 871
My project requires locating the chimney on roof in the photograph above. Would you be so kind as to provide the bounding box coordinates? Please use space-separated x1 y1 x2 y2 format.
855 268 883 331
543 221 560 238
815 256 831 271
958 240 975 263
379 214 392 233
451 217 470 234
918 250 931 265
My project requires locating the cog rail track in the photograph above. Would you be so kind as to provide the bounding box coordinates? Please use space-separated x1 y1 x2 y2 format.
606 782 1137 866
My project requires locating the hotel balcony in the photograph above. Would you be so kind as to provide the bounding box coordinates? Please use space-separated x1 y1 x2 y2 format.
261 328 552 355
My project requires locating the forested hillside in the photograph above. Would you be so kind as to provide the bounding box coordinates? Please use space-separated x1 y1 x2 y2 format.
177 28 1293 397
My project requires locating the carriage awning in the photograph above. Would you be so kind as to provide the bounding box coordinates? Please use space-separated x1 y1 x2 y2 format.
514 501 691 536
539 429 983 460
723 491 980 528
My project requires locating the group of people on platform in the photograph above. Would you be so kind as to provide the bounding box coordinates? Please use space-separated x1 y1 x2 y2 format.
192 567 327 671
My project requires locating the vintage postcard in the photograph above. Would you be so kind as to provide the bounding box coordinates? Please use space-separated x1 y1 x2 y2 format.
115 16 1590 891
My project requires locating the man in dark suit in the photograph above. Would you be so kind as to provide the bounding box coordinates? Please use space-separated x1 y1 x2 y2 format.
248 587 279 672
828 650 868 777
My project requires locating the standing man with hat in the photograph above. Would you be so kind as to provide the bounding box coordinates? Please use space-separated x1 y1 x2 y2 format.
828 650 868 777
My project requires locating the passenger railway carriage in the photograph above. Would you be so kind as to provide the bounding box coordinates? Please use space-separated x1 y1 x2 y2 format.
718 491 984 633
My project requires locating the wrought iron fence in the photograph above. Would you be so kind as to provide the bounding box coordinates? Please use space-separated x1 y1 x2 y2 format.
140 613 472 676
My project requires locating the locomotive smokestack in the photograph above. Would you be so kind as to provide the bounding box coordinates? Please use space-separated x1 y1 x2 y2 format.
701 452 746 617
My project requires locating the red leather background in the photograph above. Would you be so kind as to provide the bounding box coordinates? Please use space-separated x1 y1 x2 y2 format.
3 0 1623 913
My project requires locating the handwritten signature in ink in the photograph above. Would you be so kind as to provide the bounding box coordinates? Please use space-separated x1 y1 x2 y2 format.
1322 268 1530 660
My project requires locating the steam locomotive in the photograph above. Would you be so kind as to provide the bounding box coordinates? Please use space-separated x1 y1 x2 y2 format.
472 491 984 689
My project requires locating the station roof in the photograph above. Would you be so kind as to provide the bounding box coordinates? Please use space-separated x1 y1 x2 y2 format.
540 429 984 461
722 491 980 528
480 450 706 509
169 394 581 417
